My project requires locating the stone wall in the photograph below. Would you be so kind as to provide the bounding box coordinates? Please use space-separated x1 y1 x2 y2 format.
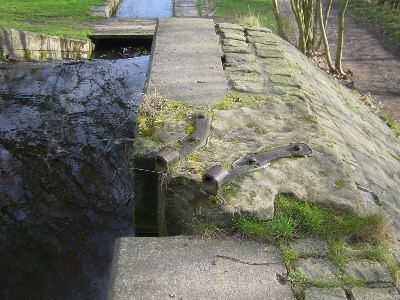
0 28 92 60
91 0 124 18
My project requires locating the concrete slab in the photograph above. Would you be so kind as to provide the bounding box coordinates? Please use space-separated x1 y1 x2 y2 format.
146 18 228 106
108 236 292 299
174 0 199 17
90 18 157 39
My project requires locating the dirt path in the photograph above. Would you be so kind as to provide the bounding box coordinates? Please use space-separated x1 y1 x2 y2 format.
326 5 400 121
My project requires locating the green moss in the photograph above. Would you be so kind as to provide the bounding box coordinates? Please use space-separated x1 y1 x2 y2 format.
213 92 270 110
335 180 343 187
185 123 195 135
187 153 200 162
220 162 231 168
380 112 400 137
390 153 400 162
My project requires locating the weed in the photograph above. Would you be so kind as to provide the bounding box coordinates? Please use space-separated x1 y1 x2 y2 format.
192 217 224 238
381 112 400 137
23 50 31 59
335 180 343 187
196 1 203 15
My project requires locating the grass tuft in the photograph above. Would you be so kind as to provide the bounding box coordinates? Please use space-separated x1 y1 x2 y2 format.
192 217 225 238
235 194 390 244
214 0 277 30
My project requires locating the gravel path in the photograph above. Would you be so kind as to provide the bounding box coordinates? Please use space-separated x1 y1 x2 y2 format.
326 4 400 121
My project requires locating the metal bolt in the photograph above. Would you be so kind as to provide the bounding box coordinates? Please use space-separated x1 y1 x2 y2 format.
248 156 257 164
293 145 302 151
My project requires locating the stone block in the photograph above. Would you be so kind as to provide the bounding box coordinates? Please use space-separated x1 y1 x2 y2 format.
351 287 400 300
297 258 338 282
304 287 347 300
344 260 393 283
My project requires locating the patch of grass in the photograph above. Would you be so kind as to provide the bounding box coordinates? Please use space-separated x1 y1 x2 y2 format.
185 123 195 135
214 0 277 30
192 217 225 238
235 194 390 244
136 94 194 138
344 0 400 45
213 92 270 110
0 0 106 40
380 112 400 137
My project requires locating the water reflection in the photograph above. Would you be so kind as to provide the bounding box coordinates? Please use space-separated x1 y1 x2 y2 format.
117 0 173 18
0 56 149 300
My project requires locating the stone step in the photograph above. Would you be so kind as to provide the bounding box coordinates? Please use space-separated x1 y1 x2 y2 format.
107 236 292 299
146 18 228 106
90 18 157 39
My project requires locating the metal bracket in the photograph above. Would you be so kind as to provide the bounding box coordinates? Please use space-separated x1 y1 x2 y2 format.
202 143 312 195
155 114 212 172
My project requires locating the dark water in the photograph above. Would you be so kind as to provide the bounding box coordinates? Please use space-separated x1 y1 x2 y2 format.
116 0 173 17
0 56 149 300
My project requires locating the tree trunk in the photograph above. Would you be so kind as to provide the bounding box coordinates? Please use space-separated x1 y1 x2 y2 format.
290 0 306 53
272 0 289 40
335 0 348 75
318 0 333 49
317 0 336 72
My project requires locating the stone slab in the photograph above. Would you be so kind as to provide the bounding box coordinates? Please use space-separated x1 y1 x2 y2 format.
351 287 400 300
304 287 347 300
297 258 337 282
108 236 293 299
90 18 157 39
289 236 329 254
146 18 228 106
343 260 393 283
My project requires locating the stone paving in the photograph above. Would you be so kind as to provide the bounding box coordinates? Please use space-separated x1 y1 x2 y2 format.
112 18 400 300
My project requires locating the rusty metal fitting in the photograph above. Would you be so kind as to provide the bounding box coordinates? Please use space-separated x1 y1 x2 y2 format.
202 165 230 195
155 147 180 172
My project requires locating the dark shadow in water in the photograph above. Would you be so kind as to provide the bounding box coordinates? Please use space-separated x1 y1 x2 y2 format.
117 0 173 18
91 38 153 60
0 56 149 300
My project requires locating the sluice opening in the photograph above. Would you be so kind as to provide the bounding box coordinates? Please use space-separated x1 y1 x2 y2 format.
90 37 153 60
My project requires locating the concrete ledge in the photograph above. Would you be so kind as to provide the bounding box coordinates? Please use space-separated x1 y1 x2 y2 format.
108 236 292 299
0 28 91 60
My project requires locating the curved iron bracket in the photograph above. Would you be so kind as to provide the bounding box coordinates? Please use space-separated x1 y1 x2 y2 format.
202 143 312 195
155 114 212 172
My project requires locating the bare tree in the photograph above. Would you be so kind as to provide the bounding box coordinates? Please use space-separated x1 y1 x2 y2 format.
335 0 349 75
272 0 349 75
